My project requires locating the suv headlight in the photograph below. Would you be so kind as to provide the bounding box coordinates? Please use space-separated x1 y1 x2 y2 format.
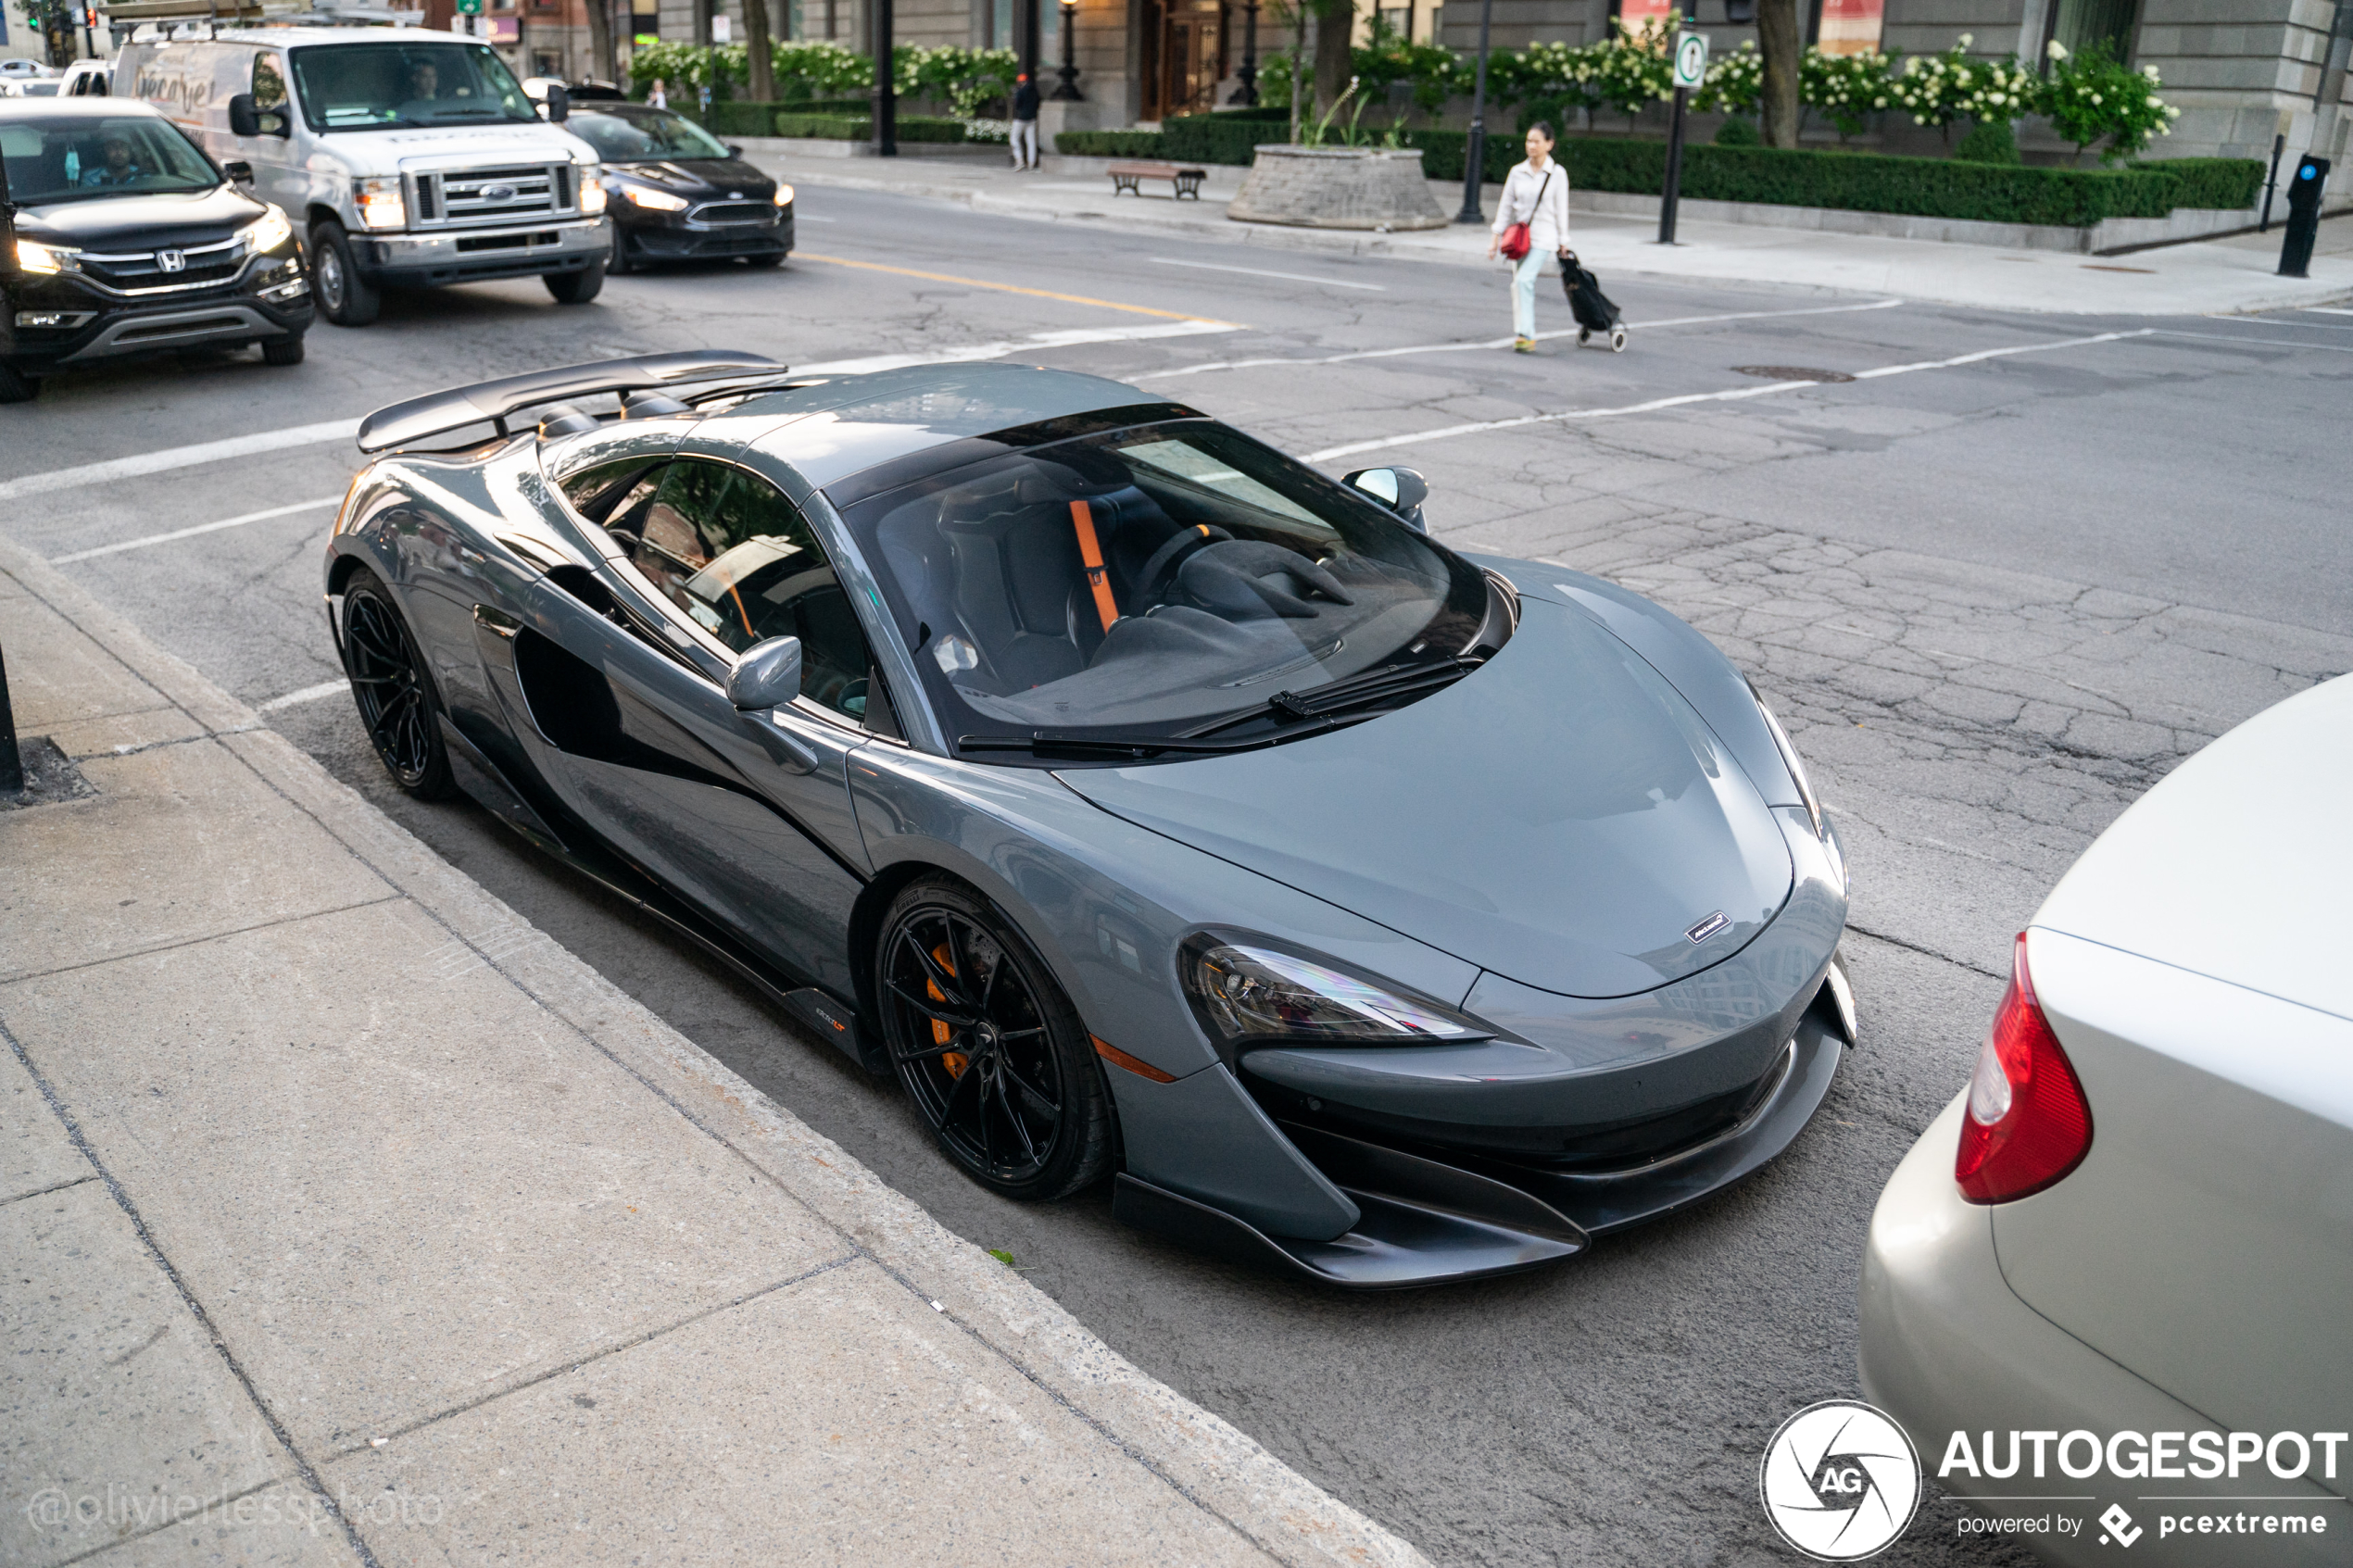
1748 679 1824 839
1180 937 1492 1048
353 176 406 231
14 237 79 275
238 206 294 255
773 182 793 207
623 184 688 211
579 165 607 213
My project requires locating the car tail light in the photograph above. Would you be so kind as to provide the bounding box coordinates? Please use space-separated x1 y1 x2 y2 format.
1956 934 2093 1203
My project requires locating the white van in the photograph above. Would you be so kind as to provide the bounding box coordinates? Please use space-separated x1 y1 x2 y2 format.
118 25 609 324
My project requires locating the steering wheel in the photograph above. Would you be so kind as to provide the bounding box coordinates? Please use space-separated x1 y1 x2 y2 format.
1176 540 1356 621
1134 524 1232 608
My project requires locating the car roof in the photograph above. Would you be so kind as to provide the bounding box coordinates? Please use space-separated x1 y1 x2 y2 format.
731 363 1182 495
206 24 483 46
0 97 168 119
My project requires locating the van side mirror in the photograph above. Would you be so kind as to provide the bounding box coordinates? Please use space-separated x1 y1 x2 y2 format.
1341 466 1429 533
228 93 261 136
541 82 570 123
727 635 802 711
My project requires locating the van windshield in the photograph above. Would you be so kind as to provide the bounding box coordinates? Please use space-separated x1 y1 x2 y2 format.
288 42 537 131
0 114 219 205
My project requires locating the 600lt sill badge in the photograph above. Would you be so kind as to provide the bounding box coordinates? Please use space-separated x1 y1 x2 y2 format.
1687 911 1730 943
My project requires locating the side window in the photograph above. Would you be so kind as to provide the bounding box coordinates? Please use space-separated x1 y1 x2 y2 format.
560 457 665 523
614 460 879 724
253 54 287 111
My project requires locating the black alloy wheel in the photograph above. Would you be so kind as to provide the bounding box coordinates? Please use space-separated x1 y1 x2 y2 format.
607 228 635 275
876 880 1112 1201
0 363 35 404
339 571 455 798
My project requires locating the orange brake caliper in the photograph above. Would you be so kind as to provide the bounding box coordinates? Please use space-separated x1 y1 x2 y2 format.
929 944 968 1078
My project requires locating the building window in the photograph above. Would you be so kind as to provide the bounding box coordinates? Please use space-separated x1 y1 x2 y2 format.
2046 0 2137 63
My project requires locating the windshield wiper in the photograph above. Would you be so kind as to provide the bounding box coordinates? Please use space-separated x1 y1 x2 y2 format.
959 732 1272 759
1184 654 1483 739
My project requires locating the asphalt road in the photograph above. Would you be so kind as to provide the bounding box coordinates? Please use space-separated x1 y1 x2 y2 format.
7 184 2349 1568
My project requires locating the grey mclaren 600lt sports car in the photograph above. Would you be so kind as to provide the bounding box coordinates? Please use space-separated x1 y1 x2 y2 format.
323 350 1856 1288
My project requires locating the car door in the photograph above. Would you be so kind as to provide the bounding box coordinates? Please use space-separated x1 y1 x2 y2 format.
505 455 880 997
242 49 302 214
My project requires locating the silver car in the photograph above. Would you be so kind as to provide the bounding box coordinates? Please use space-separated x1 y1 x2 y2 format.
1859 673 2351 1564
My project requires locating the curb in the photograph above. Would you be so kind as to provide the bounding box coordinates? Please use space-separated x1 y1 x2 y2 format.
0 528 1433 1568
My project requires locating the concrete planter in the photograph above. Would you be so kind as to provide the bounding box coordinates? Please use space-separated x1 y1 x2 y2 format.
1227 145 1449 232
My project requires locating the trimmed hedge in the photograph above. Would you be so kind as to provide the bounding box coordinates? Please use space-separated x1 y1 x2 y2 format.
2149 157 2263 211
772 112 967 142
1054 130 1167 157
709 100 783 137
1161 112 1292 167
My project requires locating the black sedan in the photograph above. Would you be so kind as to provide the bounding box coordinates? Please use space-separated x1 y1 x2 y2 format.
1 100 310 403
563 101 792 272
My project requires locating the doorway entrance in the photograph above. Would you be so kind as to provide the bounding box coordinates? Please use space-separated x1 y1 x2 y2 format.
1141 0 1225 122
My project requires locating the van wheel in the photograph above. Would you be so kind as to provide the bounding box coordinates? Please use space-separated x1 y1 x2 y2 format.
545 261 605 304
0 364 35 404
310 221 380 327
261 335 306 367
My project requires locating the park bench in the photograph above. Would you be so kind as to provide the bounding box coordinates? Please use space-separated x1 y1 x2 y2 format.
1107 161 1209 200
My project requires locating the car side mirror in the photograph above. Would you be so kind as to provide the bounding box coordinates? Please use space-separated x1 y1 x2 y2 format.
541 82 570 123
727 634 802 711
726 143 744 157
1342 466 1429 534
222 159 255 186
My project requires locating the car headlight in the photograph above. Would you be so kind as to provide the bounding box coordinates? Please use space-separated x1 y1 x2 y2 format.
623 184 689 211
353 176 406 231
1180 938 1493 1048
579 165 607 213
238 206 294 255
773 182 793 207
14 237 79 275
1748 680 1824 839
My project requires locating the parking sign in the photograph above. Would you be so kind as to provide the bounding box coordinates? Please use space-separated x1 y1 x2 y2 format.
1674 32 1708 90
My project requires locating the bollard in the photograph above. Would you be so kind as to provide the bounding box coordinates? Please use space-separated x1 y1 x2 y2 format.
2278 154 2330 277
0 640 21 794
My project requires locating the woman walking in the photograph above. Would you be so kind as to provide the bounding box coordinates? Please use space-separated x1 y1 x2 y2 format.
1485 123 1572 353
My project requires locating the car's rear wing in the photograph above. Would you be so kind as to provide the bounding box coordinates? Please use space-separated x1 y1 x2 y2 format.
355 350 789 454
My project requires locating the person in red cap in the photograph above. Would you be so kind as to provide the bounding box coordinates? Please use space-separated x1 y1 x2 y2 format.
1010 71 1041 170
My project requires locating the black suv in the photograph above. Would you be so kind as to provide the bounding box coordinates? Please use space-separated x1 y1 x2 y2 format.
1 98 312 403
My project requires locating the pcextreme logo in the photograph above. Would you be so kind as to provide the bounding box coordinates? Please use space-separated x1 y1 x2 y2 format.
1760 1400 1924 1562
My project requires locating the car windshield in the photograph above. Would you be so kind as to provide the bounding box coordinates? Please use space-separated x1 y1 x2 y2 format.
839 420 1491 756
0 114 218 204
288 42 536 131
566 104 730 162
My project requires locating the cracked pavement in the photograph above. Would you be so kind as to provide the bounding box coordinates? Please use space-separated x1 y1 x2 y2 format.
5 182 2347 1568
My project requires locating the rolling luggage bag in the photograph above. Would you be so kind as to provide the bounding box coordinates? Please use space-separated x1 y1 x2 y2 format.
1560 252 1626 352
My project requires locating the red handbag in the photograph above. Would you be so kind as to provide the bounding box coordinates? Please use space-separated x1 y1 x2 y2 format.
1499 168 1553 261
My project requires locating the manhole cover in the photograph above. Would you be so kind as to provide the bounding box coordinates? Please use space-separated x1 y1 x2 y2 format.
1732 366 1856 383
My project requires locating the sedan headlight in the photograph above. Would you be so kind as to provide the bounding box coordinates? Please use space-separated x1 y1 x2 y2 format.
14 237 79 275
1180 938 1492 1048
773 182 794 207
238 206 295 255
1748 679 1824 839
353 176 406 231
623 184 689 211
579 165 607 214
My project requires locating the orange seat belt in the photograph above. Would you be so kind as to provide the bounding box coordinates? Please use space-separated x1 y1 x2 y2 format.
1070 499 1120 633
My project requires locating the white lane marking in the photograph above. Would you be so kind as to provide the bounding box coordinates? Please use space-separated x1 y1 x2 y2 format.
48 495 342 564
0 420 359 504
1151 257 1388 292
792 318 1235 377
2148 328 2353 353
1302 328 2155 462
0 323 1236 505
2218 312 2353 332
258 679 352 712
1140 298 1906 380
2299 306 2353 316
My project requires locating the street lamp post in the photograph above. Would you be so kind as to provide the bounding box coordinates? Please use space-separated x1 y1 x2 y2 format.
1227 0 1259 106
1454 0 1495 223
1051 0 1082 99
872 0 897 155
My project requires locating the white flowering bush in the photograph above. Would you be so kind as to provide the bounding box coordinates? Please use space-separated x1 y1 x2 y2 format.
2042 40 2179 162
1889 35 2038 140
1696 39 1764 116
1800 45 1895 139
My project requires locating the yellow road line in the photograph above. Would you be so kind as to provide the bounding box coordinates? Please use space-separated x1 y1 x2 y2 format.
798 253 1235 324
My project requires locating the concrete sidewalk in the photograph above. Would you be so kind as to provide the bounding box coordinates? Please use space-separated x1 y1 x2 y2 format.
747 142 2353 316
0 534 1426 1567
